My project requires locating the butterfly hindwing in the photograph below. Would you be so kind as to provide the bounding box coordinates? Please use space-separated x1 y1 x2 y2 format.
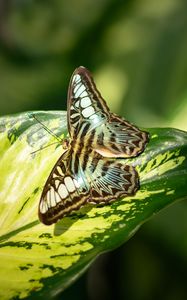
93 113 148 158
39 148 139 225
82 150 139 203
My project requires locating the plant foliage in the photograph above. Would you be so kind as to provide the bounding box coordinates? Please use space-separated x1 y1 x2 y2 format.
0 111 186 299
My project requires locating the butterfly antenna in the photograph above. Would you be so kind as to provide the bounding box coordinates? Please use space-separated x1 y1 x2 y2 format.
30 142 60 155
29 113 62 143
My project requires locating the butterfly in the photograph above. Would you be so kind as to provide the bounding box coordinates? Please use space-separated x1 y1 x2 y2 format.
39 66 149 225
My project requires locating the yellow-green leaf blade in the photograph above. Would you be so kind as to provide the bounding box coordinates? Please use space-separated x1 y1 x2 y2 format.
0 111 186 299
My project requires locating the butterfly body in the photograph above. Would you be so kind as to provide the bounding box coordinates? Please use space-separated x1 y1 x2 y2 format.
39 67 149 225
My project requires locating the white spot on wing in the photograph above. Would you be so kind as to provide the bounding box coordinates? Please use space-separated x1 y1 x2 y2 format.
81 97 91 108
64 176 75 193
57 166 63 176
82 106 95 118
58 184 68 199
71 112 79 119
40 201 47 214
55 180 60 189
74 179 80 188
80 91 88 98
55 192 61 203
74 82 82 93
76 176 85 188
89 113 101 124
75 84 85 98
75 100 80 108
73 74 81 83
47 191 51 208
50 187 56 207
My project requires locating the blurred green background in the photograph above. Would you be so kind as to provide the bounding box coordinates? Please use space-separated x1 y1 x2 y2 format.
0 0 187 299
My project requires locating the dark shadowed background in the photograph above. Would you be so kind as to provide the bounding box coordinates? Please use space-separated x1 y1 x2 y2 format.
0 0 187 299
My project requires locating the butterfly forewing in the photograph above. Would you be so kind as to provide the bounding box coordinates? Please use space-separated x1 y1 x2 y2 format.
67 67 110 138
39 150 90 225
39 66 149 225
68 67 148 157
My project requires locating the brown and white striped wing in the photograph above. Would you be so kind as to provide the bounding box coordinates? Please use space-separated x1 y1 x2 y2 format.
39 66 149 225
39 149 139 225
82 151 139 204
38 150 89 225
68 66 149 158
93 113 148 158
67 66 110 138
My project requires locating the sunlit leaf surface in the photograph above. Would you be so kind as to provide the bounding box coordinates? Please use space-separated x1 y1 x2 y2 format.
0 111 186 299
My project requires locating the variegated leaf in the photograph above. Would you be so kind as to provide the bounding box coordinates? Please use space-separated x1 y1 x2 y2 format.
0 111 186 299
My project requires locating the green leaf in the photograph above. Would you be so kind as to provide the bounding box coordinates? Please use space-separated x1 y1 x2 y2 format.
0 111 186 299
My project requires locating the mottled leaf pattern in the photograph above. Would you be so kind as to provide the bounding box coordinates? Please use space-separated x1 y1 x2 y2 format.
0 112 186 300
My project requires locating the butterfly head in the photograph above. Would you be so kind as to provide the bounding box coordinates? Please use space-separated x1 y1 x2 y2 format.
62 138 69 150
